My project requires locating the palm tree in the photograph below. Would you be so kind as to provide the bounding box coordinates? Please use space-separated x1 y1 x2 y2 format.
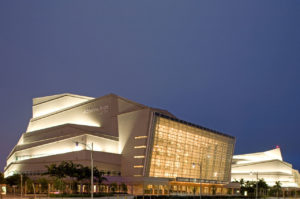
44 161 108 194
25 178 34 194
239 178 245 195
5 174 22 187
60 161 80 193
72 164 91 193
44 164 60 178
273 181 281 197
44 162 68 193
0 173 5 195
233 178 246 195
244 181 255 196
257 179 268 197
94 168 107 185
0 172 5 184
37 178 49 194
53 178 66 193
110 183 118 193
120 183 127 193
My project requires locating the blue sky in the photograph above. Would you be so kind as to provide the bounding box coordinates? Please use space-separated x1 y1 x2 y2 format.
0 0 300 171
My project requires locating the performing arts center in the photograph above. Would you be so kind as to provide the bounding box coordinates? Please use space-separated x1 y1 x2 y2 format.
231 148 300 188
5 93 236 195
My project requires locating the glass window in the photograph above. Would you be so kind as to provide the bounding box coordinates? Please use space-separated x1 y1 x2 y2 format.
148 116 234 182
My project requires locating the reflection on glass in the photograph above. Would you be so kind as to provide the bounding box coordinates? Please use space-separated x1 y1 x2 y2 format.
149 116 234 182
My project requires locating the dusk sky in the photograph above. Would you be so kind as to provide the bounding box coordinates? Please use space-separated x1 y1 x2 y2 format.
0 1 300 172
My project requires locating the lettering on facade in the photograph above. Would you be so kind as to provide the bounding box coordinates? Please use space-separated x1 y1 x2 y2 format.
83 105 109 114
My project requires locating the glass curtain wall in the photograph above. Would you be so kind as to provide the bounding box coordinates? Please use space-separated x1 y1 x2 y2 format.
148 116 235 182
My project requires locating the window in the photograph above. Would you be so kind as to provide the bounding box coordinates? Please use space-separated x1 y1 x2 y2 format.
134 145 146 149
134 136 148 139
134 156 145 158
134 165 144 168
148 116 234 182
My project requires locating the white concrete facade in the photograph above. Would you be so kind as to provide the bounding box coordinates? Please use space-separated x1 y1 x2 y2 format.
231 148 300 188
5 93 236 195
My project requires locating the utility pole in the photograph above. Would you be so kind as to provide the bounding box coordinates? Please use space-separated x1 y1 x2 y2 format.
250 171 258 199
91 143 94 199
75 141 94 199
192 162 202 199
256 172 258 199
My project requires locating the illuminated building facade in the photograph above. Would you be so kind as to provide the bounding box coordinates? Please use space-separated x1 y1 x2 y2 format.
231 148 300 188
5 93 235 195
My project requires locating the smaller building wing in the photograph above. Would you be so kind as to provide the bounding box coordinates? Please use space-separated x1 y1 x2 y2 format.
233 148 282 165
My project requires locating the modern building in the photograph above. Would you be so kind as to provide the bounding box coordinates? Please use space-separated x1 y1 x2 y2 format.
231 147 300 188
5 93 236 195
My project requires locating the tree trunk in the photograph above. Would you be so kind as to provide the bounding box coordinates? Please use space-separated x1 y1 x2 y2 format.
48 183 50 197
32 183 36 199
25 181 27 196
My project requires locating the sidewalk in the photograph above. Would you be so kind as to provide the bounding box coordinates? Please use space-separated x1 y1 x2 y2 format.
1 195 134 199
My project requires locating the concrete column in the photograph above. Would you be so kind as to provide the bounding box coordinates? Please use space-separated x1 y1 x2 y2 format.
143 184 145 196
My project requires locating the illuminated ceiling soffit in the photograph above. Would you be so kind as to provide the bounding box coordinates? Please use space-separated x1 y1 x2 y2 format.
32 94 94 118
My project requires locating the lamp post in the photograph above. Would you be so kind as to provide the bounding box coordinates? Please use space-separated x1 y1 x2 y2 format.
250 171 258 199
192 162 202 199
21 174 23 198
75 141 94 199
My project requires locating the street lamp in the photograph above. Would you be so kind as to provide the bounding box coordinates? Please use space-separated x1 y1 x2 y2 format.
75 141 94 199
250 171 258 199
21 174 23 198
192 162 202 199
